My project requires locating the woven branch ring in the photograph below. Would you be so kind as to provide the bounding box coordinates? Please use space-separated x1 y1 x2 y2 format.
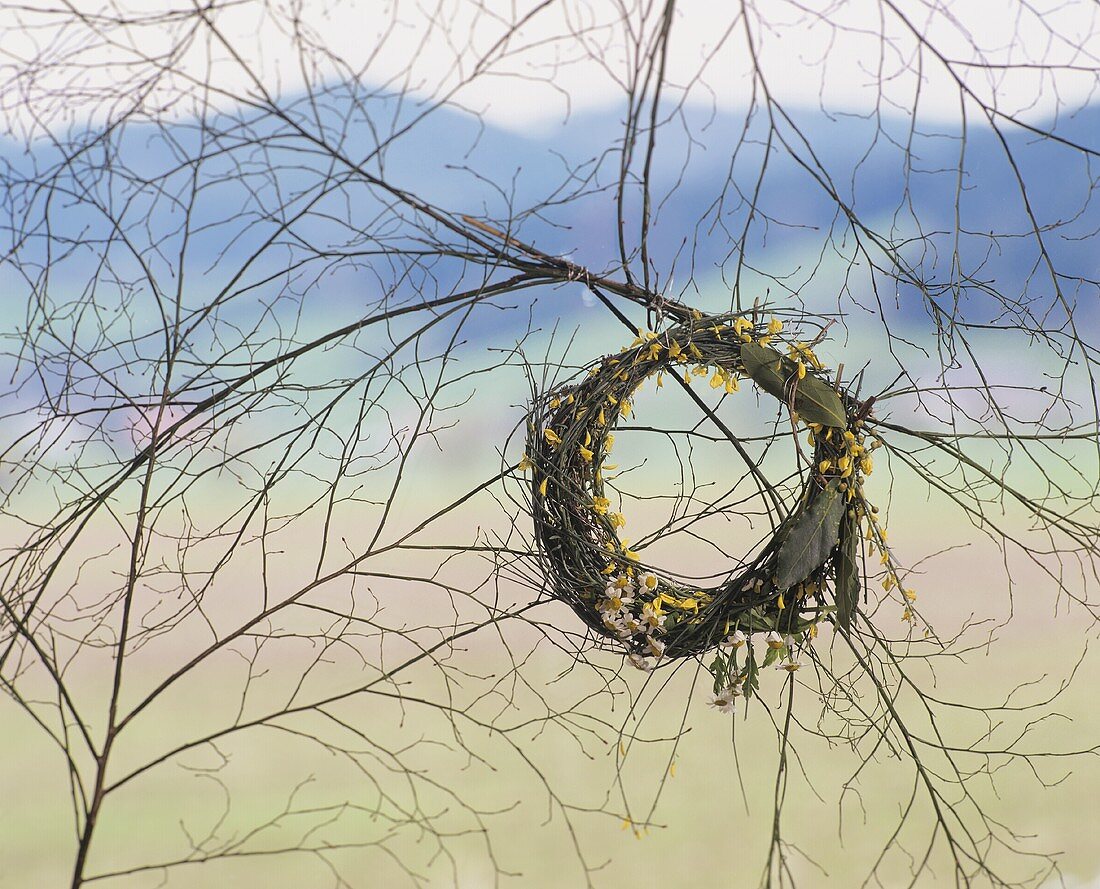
523 311 883 670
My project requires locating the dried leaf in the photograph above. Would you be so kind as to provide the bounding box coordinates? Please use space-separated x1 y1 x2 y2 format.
776 478 845 590
740 342 846 428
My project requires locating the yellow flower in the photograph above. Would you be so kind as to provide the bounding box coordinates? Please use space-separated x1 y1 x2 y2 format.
757 335 773 347
818 459 832 473
669 341 683 361
656 372 664 388
539 477 548 497
544 428 562 446
836 455 851 472
579 445 594 462
592 496 611 515
796 360 806 380
733 317 752 335
657 593 698 614
767 317 783 335
709 370 724 389
619 400 632 418
609 512 626 529
605 434 615 451
724 376 740 394
904 588 917 602
549 397 560 409
597 408 606 426
517 453 532 472
860 455 873 475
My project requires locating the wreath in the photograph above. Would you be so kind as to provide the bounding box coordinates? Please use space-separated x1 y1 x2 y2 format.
522 311 903 695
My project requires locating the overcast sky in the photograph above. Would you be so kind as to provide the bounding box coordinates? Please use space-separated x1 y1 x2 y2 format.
2 0 1099 136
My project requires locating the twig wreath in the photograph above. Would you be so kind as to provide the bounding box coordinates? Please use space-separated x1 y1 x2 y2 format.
523 310 912 699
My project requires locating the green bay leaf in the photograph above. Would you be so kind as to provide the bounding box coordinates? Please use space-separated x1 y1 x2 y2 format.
740 342 846 428
835 514 860 631
775 478 845 590
739 341 788 401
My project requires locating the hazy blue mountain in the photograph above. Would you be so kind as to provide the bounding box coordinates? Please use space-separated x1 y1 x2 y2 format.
2 89 1097 350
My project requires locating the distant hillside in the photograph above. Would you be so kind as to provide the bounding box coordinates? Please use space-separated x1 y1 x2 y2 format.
2 89 1097 347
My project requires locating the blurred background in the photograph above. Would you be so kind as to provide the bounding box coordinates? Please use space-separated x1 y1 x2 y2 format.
1 1 1098 886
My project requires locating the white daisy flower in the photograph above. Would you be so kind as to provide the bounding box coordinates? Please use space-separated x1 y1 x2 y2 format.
720 629 747 649
627 652 652 672
602 585 638 602
708 686 740 714
620 613 646 636
608 573 634 592
599 589 634 616
645 635 666 659
641 603 666 632
638 571 659 592
765 630 785 650
780 661 802 672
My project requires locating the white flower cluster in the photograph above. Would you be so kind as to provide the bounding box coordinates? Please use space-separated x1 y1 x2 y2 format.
706 628 804 714
601 572 666 671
